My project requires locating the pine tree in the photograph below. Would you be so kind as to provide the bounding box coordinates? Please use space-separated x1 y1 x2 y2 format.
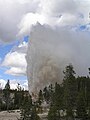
48 83 63 120
88 69 90 119
37 90 43 113
20 94 40 120
0 99 2 111
48 104 60 120
14 89 24 109
43 86 50 103
30 105 40 120
48 84 54 102
54 83 64 109
20 94 32 120
3 79 10 111
76 77 89 120
63 64 77 120
38 90 43 105
14 89 19 109
76 91 87 120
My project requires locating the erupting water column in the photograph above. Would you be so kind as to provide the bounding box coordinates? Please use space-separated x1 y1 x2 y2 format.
26 24 71 93
26 23 90 93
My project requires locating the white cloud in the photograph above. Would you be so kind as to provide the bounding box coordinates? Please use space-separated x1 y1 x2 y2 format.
0 79 6 89
10 80 18 90
2 52 26 68
0 57 2 64
22 80 28 90
0 0 38 42
0 79 28 90
18 0 90 36
18 13 45 35
5 67 26 76
10 79 28 90
0 0 90 42
2 42 27 76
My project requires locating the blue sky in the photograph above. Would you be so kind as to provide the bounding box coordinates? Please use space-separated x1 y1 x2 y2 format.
0 36 29 89
0 0 90 90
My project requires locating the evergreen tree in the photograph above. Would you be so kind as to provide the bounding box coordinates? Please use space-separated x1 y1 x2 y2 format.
76 76 90 119
48 65 90 120
31 105 40 120
63 64 77 120
48 84 54 102
3 79 10 111
20 94 40 120
0 98 2 111
43 86 50 103
48 83 63 120
37 90 43 113
14 89 19 109
76 91 87 120
20 94 32 120
54 83 64 109
14 89 24 109
48 104 60 120
38 90 43 105
88 69 90 118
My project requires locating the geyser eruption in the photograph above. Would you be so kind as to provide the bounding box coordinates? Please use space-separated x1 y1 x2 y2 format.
26 24 90 93
26 25 65 92
27 24 77 92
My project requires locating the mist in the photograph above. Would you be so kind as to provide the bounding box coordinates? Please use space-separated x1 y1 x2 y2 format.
26 23 90 93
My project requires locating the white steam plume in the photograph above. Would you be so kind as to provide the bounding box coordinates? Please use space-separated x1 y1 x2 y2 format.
25 0 90 93
26 23 90 93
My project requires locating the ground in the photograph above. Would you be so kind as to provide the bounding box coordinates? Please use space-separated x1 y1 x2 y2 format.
0 110 48 120
0 110 20 120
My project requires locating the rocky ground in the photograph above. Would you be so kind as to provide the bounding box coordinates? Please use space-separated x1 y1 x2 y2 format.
0 110 48 120
0 110 20 120
39 112 48 120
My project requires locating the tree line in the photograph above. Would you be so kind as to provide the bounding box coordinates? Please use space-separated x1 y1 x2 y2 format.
19 64 90 120
0 80 29 111
0 64 90 120
47 64 90 120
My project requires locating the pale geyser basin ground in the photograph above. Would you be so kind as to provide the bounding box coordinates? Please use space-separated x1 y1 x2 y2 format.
0 110 20 120
0 110 48 120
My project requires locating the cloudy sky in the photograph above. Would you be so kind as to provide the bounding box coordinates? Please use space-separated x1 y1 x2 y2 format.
0 0 90 90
